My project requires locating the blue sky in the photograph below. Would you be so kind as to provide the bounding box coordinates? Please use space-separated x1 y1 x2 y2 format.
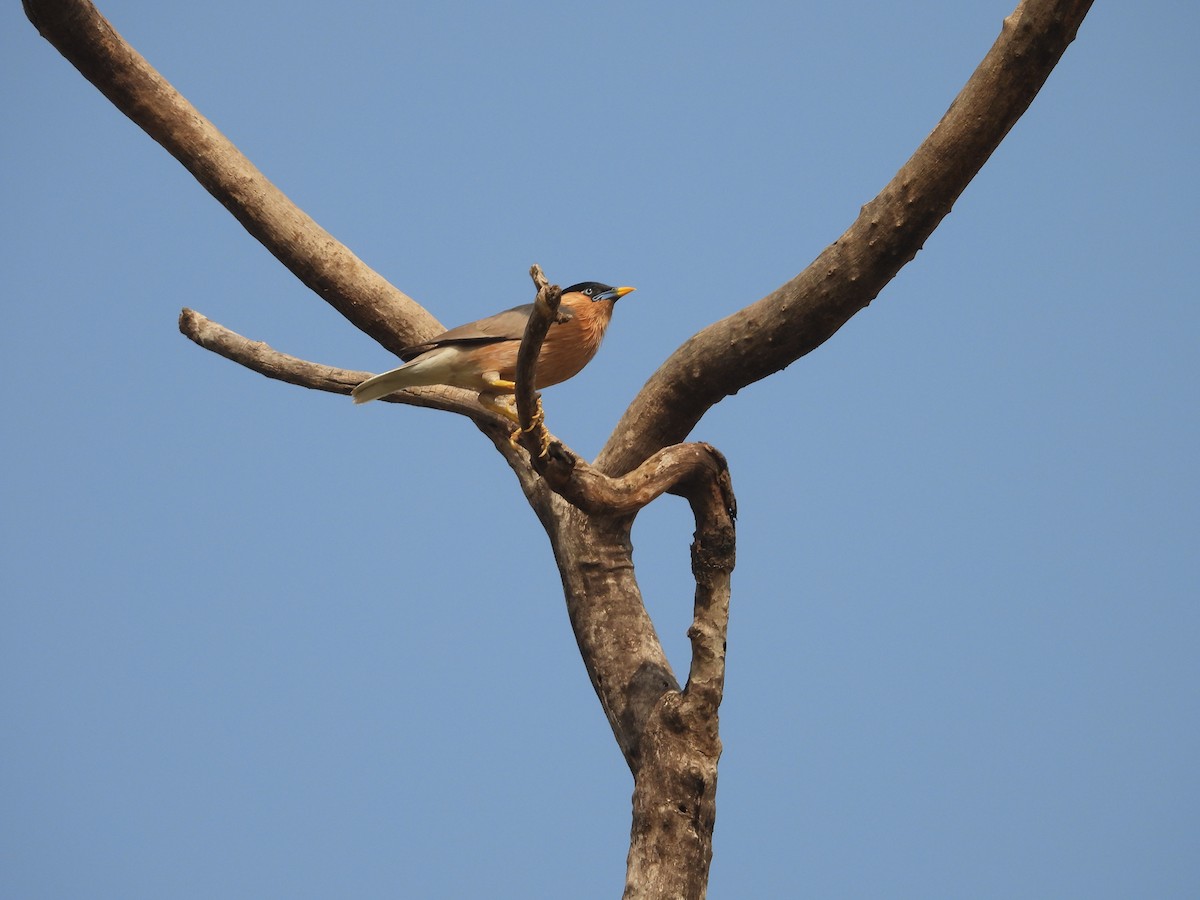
3 2 1197 897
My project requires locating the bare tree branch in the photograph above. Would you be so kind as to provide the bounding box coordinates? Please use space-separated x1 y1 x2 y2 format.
513 264 562 461
624 447 735 899
178 305 545 502
178 308 503 424
681 451 736 711
23 0 441 356
597 0 1095 477
179 308 365 395
522 439 732 519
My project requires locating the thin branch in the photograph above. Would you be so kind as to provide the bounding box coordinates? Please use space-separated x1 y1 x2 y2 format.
513 264 562 460
179 308 361 395
681 449 735 713
179 306 541 495
178 308 494 422
24 0 441 357
597 0 1095 477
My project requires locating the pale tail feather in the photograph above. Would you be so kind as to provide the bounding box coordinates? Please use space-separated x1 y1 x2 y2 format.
351 364 426 404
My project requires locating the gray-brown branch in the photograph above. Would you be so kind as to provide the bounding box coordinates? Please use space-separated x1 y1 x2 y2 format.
178 308 518 429
23 0 441 357
597 0 1095 477
624 452 734 899
513 264 562 461
178 307 538 493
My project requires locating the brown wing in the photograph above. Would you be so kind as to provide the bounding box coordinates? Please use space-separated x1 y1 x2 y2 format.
398 302 574 361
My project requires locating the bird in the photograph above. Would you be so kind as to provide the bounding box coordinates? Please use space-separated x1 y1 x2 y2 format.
351 282 636 420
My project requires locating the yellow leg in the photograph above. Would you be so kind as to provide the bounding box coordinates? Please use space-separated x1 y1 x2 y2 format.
479 393 520 424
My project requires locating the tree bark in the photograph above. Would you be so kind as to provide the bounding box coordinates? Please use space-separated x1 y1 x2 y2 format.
596 0 1095 477
23 0 1094 896
22 0 439 356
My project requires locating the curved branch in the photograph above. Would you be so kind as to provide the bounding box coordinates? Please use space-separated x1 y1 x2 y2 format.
24 0 442 357
533 440 733 518
597 0 1094 476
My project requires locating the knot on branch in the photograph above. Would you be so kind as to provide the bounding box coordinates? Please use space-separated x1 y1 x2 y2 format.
691 524 737 575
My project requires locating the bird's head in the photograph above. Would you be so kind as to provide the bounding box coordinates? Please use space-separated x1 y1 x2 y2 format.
563 282 636 303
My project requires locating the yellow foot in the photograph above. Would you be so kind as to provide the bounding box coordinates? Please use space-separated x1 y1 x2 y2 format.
512 429 552 458
526 398 552 458
520 397 546 435
502 397 550 457
480 393 520 424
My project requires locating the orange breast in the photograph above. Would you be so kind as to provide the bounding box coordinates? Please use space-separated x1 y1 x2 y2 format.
498 296 615 388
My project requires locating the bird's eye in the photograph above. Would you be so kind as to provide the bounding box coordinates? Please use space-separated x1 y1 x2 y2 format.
584 287 593 296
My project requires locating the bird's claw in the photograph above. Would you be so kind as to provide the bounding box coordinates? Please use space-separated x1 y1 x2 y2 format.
508 397 550 457
521 397 545 434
